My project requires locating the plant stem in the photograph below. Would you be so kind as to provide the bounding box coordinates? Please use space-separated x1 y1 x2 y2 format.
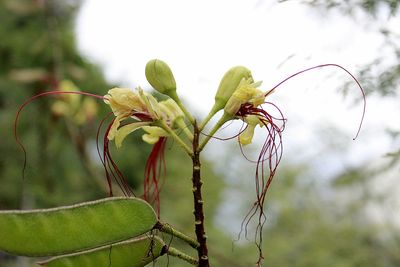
198 105 219 132
167 247 199 266
157 120 193 156
192 123 210 267
156 221 199 249
198 113 231 152
169 90 196 125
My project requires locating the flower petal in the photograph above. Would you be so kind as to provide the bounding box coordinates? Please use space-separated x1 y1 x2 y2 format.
107 117 121 141
104 88 146 117
141 126 169 144
224 79 265 115
239 115 263 145
115 122 150 148
239 124 256 145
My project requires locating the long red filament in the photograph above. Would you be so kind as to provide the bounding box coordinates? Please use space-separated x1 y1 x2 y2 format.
96 113 114 196
266 63 366 140
144 137 167 217
235 64 366 266
14 91 104 179
101 119 134 197
236 102 285 265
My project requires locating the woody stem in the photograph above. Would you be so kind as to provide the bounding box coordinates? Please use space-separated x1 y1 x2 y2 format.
192 123 210 267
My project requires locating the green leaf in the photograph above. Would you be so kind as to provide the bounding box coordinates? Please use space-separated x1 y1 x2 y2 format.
38 236 166 267
0 197 157 256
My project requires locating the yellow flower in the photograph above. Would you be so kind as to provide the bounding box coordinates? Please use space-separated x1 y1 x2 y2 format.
141 126 169 144
239 115 263 145
114 122 150 148
224 79 265 116
104 87 160 142
104 87 147 119
104 87 189 147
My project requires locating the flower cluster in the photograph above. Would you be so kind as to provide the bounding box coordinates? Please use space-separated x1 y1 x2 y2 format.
102 87 190 213
98 60 366 267
15 59 365 267
104 87 185 147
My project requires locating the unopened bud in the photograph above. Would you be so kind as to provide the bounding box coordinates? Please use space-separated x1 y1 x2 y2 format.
145 59 176 96
214 66 253 112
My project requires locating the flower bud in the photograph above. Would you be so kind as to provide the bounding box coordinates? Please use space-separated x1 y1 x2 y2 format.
145 59 176 96
214 66 253 112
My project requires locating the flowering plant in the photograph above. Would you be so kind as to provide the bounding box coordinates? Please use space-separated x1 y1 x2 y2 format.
1 60 365 267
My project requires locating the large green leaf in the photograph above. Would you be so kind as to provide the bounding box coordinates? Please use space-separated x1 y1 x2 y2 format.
0 197 157 256
38 236 166 267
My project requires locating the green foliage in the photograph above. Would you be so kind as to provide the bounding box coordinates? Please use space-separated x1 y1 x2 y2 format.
0 0 113 210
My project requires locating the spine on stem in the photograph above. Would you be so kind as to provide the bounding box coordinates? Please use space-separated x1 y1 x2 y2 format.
192 123 210 267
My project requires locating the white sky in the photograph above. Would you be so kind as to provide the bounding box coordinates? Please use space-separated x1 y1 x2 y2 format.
75 0 400 228
75 0 398 165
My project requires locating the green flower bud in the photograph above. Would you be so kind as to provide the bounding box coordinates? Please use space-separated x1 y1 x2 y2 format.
214 66 253 112
145 59 176 96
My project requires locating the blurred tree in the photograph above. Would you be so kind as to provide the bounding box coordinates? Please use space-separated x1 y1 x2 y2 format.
258 1 400 266
0 1 225 266
305 0 400 97
0 0 111 210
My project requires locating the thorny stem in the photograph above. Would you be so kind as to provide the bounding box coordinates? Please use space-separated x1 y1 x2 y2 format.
192 123 210 267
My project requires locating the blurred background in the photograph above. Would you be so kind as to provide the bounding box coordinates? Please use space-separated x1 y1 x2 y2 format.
0 0 399 266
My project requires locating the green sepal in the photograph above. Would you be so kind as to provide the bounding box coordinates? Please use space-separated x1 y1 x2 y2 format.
214 66 253 112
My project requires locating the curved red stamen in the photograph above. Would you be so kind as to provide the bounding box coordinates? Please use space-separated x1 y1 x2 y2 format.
101 119 134 197
236 64 366 265
14 90 104 179
235 101 286 265
267 63 366 140
144 137 167 217
96 113 114 196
